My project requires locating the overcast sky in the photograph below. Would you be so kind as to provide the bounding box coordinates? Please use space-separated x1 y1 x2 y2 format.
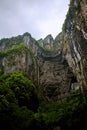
0 0 69 40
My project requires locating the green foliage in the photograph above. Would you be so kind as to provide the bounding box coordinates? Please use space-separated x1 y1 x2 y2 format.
37 89 87 130
0 72 40 111
0 35 23 48
0 42 28 58
0 72 45 130
0 72 87 130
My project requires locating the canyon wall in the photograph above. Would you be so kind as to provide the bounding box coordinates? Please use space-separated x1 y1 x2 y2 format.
0 0 87 101
0 32 75 101
62 0 87 89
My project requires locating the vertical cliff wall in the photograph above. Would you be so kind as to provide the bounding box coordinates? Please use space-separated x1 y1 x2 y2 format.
0 0 86 100
62 0 87 89
0 33 40 84
0 32 75 101
38 50 74 101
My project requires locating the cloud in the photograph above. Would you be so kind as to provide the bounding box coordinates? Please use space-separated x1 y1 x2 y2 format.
0 0 69 39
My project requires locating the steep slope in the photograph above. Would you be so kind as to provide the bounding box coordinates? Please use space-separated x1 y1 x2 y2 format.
38 34 54 50
0 32 75 101
0 32 39 83
38 50 74 101
0 1 87 130
0 0 86 100
62 0 87 89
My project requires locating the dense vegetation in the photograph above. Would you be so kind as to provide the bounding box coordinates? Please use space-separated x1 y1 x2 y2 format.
0 72 87 130
0 72 45 130
0 42 28 58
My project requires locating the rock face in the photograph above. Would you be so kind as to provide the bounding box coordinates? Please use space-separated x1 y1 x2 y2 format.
38 50 73 101
0 32 75 101
62 0 87 89
53 32 63 51
38 34 54 50
0 0 87 101
43 34 54 49
0 33 39 84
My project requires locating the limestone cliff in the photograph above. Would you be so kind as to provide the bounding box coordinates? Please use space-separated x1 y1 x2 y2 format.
0 32 39 84
0 0 87 101
38 34 54 50
38 50 74 101
62 0 87 89
0 32 75 101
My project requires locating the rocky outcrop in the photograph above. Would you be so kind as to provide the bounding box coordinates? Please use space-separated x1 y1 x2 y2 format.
0 0 86 101
38 50 74 101
38 34 54 50
0 33 40 84
53 32 63 51
62 0 87 89
43 34 54 49
0 32 75 101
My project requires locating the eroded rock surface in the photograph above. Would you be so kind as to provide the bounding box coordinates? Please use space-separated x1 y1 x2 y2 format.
0 32 75 101
62 0 87 89
38 50 73 101
0 0 87 101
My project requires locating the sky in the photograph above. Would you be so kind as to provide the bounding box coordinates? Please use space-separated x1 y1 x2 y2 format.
0 0 69 40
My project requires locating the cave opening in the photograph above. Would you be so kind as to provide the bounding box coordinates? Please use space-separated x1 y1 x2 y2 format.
70 76 79 91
